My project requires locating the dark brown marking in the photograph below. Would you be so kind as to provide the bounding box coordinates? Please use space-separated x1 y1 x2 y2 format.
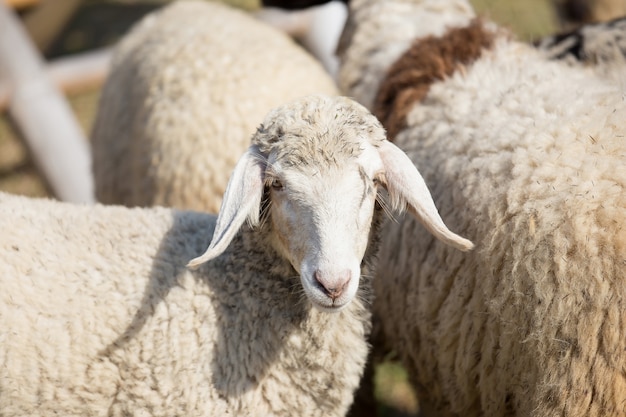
374 19 496 141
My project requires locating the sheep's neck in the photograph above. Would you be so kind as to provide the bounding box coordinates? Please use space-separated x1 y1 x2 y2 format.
238 223 296 280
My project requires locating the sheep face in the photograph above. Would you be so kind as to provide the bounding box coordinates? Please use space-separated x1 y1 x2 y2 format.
187 95 473 312
265 143 383 311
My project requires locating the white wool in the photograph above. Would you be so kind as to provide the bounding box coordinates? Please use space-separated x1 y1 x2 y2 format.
91 1 338 214
338 0 626 415
0 95 471 417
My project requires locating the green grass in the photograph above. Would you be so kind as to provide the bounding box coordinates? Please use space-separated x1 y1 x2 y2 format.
375 359 419 416
471 0 559 41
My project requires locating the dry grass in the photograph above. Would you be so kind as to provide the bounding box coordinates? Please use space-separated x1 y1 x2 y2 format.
0 87 100 198
0 114 49 197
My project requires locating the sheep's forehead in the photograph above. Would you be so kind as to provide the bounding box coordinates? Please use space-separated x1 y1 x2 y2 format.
268 132 368 170
253 96 386 170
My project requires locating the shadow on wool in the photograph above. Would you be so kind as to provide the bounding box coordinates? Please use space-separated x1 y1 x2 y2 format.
98 209 306 400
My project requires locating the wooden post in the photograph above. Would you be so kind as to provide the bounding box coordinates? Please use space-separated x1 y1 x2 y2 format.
0 2 95 203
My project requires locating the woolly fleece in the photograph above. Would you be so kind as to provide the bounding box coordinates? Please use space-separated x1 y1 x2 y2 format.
91 0 338 214
0 194 371 416
339 1 626 415
537 15 626 83
0 96 396 417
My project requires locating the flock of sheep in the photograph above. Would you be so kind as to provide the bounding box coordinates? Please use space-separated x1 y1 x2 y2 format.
1 0 625 416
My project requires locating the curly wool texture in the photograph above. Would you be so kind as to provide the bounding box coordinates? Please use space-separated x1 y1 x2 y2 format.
0 203 370 414
337 0 476 111
373 18 496 141
254 96 386 166
339 1 626 415
0 96 394 417
91 0 338 214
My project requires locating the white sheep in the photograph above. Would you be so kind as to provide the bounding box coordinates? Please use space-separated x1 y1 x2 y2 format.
255 0 349 79
0 95 472 417
338 0 626 416
90 0 338 214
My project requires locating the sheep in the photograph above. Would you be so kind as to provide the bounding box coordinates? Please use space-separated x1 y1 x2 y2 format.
90 0 338 214
0 95 472 417
337 0 626 416
536 15 626 80
255 0 349 79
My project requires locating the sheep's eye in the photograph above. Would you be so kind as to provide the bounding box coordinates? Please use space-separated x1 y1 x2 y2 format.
271 178 284 191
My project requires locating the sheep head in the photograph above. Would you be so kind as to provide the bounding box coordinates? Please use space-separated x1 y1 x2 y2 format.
188 95 472 311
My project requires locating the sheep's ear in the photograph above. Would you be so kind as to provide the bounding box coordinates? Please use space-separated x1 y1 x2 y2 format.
187 145 265 269
378 140 474 251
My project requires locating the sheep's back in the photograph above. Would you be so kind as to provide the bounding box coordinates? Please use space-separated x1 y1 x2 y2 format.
91 0 338 214
0 192 369 416
0 192 219 415
376 39 626 416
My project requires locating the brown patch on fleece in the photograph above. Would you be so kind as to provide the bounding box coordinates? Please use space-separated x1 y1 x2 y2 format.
374 19 496 141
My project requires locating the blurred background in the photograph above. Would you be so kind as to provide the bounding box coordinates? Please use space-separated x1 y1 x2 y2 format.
0 0 564 200
0 0 613 415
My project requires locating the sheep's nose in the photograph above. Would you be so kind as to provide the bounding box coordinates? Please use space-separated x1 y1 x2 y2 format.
314 269 351 301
